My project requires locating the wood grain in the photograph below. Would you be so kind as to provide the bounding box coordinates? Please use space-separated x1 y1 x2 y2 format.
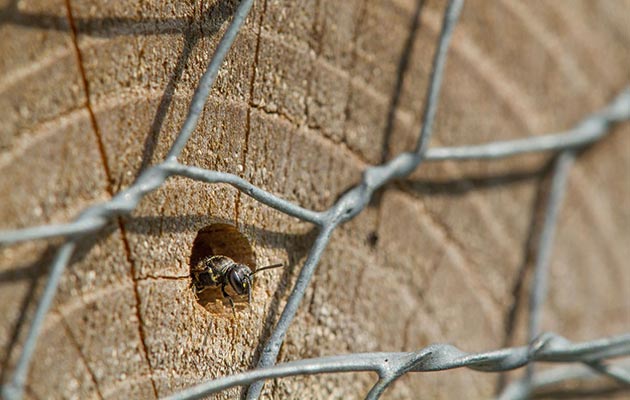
1 0 629 398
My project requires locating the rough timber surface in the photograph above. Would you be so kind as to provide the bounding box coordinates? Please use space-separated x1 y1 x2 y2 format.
1 0 629 399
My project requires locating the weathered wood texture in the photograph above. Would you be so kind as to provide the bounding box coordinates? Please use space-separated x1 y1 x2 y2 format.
1 0 629 398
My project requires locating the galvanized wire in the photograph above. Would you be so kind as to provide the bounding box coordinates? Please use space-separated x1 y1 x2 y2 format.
1 0 629 399
163 332 630 400
523 151 575 393
500 359 630 400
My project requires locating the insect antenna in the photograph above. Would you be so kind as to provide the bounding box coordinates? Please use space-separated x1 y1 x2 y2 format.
246 263 283 304
250 263 283 276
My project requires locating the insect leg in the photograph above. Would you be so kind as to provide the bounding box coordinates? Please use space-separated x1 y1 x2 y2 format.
221 282 236 317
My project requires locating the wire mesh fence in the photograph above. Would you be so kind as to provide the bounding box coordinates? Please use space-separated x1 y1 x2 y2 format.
1 0 630 399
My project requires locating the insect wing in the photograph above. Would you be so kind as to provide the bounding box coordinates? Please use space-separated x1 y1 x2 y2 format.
208 255 237 275
192 255 234 291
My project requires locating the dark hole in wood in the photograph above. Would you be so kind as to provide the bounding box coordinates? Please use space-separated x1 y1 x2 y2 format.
190 223 256 313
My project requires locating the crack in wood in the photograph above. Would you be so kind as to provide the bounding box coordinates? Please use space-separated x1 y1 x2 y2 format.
235 0 269 225
116 220 160 399
63 1 160 397
56 311 105 400
63 0 113 195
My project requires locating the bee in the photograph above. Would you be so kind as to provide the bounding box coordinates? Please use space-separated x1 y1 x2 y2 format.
191 255 283 314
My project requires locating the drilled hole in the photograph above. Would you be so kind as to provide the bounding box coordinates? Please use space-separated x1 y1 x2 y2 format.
190 223 256 314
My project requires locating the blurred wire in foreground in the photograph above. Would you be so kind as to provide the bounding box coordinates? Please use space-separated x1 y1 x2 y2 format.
1 0 629 399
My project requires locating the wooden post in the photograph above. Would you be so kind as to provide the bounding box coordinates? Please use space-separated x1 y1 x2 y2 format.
1 1 629 398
